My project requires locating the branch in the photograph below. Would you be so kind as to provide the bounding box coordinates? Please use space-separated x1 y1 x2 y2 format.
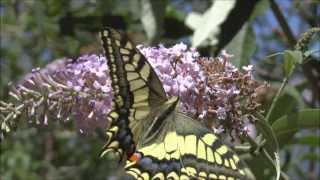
269 0 297 48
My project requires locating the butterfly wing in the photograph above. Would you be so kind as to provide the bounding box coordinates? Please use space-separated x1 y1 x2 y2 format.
100 28 167 158
125 108 254 180
100 27 254 180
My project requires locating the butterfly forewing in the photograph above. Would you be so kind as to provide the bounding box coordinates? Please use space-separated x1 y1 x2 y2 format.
99 28 167 158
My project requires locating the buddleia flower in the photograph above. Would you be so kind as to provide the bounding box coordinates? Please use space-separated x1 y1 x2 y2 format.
1 44 264 139
0 55 113 135
138 45 265 138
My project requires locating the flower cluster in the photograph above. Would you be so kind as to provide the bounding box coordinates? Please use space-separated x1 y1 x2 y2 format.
1 44 264 138
1 55 112 134
139 45 264 137
198 55 262 137
60 55 112 133
138 43 204 99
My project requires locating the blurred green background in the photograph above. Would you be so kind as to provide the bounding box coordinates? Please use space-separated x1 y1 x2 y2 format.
0 0 319 179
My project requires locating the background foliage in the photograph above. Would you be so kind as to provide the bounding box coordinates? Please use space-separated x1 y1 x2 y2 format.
0 0 319 179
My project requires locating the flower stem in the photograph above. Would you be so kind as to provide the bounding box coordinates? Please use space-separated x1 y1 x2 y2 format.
266 77 288 122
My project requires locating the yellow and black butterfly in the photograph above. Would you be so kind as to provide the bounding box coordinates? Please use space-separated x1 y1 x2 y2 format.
100 27 255 180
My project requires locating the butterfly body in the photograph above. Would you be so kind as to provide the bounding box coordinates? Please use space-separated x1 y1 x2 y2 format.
100 27 254 180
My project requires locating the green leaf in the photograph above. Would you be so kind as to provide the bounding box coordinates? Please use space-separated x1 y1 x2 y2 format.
219 0 268 68
225 23 256 68
283 50 303 77
272 108 320 146
140 0 167 44
249 0 270 19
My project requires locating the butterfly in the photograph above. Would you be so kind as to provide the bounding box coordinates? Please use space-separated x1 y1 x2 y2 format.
100 27 254 180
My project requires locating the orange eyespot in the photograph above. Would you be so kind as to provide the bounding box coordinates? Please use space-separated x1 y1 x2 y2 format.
129 152 141 162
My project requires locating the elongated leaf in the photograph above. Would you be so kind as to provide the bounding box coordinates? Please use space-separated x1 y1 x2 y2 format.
225 23 256 68
185 12 202 30
272 109 320 146
140 0 167 44
187 0 260 56
223 0 268 67
250 0 270 18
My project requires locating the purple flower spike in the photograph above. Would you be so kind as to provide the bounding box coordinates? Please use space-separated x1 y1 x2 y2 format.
6 55 113 134
2 43 264 138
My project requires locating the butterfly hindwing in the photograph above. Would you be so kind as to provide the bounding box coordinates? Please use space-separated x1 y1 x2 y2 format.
125 108 252 180
100 28 167 158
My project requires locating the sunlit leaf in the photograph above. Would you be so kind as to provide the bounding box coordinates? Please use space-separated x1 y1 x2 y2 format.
184 12 202 31
188 0 237 48
187 0 260 56
140 0 167 44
